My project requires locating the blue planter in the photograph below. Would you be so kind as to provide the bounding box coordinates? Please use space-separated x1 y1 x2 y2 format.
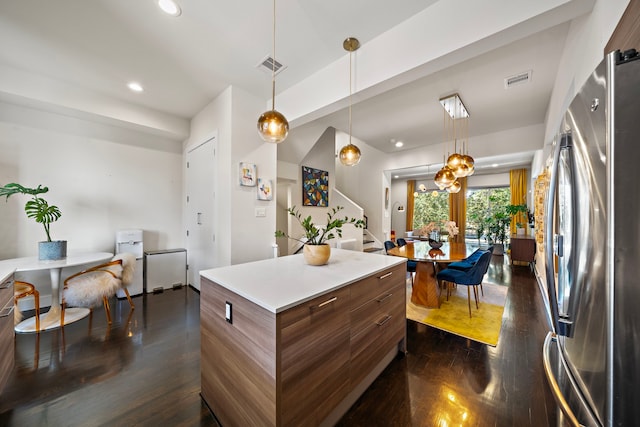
38 240 67 260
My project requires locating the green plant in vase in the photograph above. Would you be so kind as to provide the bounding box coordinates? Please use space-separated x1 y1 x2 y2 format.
275 205 365 265
506 203 529 234
0 182 66 259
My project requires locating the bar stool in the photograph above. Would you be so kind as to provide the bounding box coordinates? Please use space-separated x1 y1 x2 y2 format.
14 281 40 332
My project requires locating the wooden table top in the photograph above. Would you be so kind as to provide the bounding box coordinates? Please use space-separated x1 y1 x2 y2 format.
387 241 472 263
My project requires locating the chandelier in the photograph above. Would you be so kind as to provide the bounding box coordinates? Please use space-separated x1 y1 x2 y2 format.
434 93 474 192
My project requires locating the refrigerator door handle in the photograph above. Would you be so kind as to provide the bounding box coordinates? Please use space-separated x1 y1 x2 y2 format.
542 332 582 427
545 133 567 335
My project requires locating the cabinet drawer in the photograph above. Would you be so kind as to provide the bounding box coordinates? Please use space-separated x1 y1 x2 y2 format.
350 285 405 387
279 286 351 426
350 284 401 338
350 300 404 386
350 264 405 311
0 275 13 308
0 273 15 394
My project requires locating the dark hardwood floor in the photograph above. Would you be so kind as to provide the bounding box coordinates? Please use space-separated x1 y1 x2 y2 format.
0 255 556 426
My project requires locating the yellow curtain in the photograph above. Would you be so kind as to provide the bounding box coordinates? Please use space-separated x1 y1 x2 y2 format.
406 180 415 232
448 177 467 243
509 169 528 235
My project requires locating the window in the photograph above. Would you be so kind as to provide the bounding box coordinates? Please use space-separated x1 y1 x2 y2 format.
466 187 510 241
412 191 449 230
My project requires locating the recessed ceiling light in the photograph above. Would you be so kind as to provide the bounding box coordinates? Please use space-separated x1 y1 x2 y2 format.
158 0 182 17
127 82 144 93
492 163 499 168
394 175 399 179
395 140 404 148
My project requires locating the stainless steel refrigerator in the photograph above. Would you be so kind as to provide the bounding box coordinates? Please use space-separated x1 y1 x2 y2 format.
542 49 640 426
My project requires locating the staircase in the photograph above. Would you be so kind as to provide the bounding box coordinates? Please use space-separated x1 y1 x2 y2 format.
362 228 383 253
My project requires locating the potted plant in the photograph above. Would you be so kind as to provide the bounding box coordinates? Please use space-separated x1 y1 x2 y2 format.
506 203 529 235
468 212 488 244
275 205 365 265
486 210 510 255
0 182 66 260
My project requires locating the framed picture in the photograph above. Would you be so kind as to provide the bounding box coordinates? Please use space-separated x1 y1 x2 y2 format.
257 178 273 200
239 162 257 187
302 166 329 206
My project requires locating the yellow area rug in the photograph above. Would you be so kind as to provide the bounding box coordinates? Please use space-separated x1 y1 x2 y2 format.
406 281 508 346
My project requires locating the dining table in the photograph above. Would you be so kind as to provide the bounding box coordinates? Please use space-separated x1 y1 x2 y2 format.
0 252 113 332
387 241 473 308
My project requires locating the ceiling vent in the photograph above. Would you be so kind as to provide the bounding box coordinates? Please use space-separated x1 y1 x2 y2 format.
504 70 532 89
257 56 287 76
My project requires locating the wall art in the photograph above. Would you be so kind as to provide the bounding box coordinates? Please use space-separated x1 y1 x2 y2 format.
257 178 273 201
302 166 328 206
239 162 257 187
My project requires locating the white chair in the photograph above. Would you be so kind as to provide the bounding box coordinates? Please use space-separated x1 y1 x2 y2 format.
60 253 136 326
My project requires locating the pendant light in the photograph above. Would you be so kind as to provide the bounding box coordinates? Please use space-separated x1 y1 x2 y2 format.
435 93 474 189
434 165 456 189
446 179 462 193
434 106 457 189
257 0 289 143
339 37 361 166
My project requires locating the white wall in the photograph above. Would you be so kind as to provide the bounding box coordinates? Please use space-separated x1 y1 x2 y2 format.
0 101 183 258
334 130 389 244
0 101 184 297
187 86 277 266
544 0 630 144
282 128 336 255
384 123 544 172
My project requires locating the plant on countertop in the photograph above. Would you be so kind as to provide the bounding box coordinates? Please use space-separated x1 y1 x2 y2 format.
275 205 365 245
0 182 62 242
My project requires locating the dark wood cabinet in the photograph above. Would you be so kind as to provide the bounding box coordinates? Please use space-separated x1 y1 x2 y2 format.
510 234 536 266
0 271 15 394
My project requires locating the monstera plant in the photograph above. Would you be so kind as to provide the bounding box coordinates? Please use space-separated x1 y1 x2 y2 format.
0 182 66 259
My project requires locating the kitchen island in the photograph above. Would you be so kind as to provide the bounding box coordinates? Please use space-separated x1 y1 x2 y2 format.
200 249 407 427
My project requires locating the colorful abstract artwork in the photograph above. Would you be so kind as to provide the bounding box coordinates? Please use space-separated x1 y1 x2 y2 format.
239 162 257 187
257 178 273 201
302 166 328 206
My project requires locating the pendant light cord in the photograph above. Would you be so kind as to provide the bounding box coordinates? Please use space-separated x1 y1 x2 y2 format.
348 48 353 145
271 0 276 111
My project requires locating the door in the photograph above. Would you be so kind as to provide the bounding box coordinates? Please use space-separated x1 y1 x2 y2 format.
544 57 607 426
186 136 216 291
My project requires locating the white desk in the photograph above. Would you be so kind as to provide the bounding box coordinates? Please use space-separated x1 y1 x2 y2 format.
0 252 113 332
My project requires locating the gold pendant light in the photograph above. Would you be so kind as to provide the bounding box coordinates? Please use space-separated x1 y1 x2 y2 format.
257 0 289 143
435 93 474 190
446 179 462 193
339 37 361 166
434 165 456 190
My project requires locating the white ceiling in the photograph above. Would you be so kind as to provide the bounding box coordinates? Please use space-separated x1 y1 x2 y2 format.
0 0 591 180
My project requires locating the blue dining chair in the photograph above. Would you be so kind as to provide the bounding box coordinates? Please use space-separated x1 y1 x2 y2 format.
447 245 494 296
448 245 494 271
384 240 396 254
437 250 492 318
396 238 407 247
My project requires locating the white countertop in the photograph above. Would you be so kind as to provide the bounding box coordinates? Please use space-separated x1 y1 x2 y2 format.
200 249 406 313
0 252 113 272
